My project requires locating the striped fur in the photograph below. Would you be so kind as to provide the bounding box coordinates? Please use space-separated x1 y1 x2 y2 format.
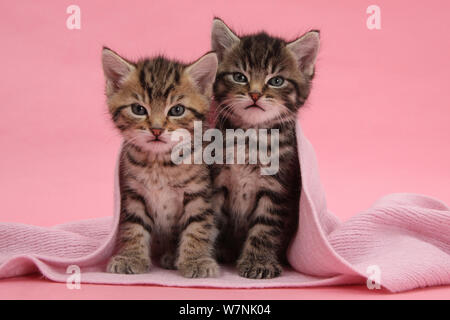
103 48 220 277
211 19 319 278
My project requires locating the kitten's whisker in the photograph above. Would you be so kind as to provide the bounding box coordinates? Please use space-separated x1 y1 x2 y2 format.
213 100 238 127
217 104 238 129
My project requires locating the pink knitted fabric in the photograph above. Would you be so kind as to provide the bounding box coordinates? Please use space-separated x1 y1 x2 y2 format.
0 120 449 292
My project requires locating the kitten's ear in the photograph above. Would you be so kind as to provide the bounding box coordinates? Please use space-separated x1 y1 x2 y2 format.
185 52 218 96
211 18 240 61
102 47 135 96
286 30 320 78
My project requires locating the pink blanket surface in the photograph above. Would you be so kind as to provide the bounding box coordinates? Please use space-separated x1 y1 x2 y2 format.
0 119 449 292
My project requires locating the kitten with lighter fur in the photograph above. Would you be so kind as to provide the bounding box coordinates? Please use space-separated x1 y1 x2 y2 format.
211 18 320 278
103 47 220 277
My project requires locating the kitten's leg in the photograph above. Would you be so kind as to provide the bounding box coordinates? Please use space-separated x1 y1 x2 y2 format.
211 187 238 263
210 187 227 262
176 194 219 278
107 191 153 274
159 228 178 270
237 192 285 279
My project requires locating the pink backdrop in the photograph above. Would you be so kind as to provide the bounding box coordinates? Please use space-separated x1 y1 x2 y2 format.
0 0 449 299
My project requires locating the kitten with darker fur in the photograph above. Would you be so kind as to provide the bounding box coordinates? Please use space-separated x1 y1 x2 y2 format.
211 18 320 278
103 47 220 277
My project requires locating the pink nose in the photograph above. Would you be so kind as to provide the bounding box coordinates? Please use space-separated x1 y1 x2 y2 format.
249 92 261 102
150 128 163 137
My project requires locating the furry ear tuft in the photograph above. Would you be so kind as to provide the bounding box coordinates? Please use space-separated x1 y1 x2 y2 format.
211 18 240 61
286 30 320 78
102 47 135 96
185 52 218 96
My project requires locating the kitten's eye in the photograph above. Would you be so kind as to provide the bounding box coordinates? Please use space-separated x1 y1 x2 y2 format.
232 72 248 84
267 76 285 87
131 104 147 116
168 104 185 117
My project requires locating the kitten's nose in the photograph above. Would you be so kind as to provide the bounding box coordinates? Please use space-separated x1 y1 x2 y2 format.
249 92 261 102
150 128 163 137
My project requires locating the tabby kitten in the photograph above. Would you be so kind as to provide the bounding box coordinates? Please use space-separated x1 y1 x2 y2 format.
102 47 220 278
211 18 320 278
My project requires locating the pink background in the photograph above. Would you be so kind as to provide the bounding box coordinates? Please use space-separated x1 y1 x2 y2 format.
0 0 449 299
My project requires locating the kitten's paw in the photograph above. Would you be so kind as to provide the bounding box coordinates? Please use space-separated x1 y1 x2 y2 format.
237 258 282 279
177 257 220 278
107 254 150 274
160 252 177 270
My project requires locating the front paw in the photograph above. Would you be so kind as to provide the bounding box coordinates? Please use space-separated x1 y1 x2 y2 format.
160 252 177 270
177 257 220 278
237 256 282 279
107 254 150 274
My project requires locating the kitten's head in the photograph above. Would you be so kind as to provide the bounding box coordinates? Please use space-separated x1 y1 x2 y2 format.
211 18 319 128
102 48 217 154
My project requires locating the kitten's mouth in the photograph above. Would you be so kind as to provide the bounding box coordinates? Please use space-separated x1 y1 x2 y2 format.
245 104 265 111
147 138 166 144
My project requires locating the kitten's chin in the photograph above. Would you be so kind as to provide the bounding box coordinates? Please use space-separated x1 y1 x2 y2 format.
234 108 279 127
125 132 179 154
221 97 291 128
143 140 174 154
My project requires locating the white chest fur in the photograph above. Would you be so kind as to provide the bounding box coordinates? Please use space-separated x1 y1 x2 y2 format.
128 167 184 235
